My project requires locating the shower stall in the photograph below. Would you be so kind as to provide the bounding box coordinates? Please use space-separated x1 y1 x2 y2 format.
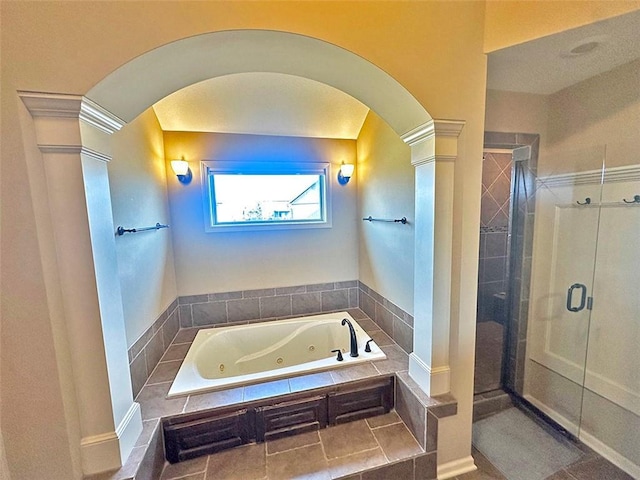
479 137 640 477
521 142 639 477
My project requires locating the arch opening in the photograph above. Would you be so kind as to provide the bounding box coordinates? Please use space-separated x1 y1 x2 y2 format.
88 29 432 137
23 28 445 476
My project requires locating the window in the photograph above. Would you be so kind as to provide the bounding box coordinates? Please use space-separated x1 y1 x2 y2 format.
202 161 331 232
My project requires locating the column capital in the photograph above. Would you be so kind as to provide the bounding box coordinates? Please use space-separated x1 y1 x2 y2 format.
401 119 465 146
19 91 125 135
403 119 465 167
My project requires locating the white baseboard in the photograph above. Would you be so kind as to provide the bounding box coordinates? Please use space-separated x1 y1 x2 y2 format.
408 353 450 396
579 429 640 479
437 455 477 479
80 402 142 475
116 402 143 465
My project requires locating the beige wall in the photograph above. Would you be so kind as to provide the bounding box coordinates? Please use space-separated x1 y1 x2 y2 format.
546 59 640 172
164 131 359 294
357 111 414 313
110 108 178 347
486 59 640 175
485 90 549 139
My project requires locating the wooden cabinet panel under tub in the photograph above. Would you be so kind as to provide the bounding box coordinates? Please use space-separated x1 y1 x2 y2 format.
162 375 395 463
255 395 328 442
163 409 250 463
328 376 394 425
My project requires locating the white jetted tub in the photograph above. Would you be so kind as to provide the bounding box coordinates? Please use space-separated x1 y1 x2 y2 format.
167 312 386 398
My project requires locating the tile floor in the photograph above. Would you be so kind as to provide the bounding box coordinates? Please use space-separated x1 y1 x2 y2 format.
471 329 635 480
456 406 635 480
454 446 634 480
159 412 425 480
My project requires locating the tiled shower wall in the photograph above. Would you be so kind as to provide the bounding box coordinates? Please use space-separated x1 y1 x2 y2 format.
484 132 539 395
506 137 538 394
127 280 415 398
478 151 512 324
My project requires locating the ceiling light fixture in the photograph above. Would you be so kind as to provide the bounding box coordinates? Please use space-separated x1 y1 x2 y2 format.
570 41 600 55
560 35 608 58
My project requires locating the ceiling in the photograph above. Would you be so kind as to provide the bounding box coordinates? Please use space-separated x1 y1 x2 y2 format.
487 10 640 94
152 10 640 137
153 72 370 139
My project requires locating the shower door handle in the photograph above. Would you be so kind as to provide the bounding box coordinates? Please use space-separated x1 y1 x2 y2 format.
566 283 587 312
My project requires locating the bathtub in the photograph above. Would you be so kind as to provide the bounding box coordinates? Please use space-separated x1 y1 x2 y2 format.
167 312 386 398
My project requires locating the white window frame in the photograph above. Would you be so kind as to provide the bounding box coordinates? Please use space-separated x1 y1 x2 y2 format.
201 160 332 233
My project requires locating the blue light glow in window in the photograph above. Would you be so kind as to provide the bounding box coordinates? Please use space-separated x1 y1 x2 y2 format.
202 161 331 232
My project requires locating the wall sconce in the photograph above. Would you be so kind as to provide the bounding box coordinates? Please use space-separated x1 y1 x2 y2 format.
337 162 355 185
171 157 192 184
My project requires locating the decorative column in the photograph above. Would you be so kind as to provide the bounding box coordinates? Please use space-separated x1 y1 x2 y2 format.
402 119 464 396
19 92 142 475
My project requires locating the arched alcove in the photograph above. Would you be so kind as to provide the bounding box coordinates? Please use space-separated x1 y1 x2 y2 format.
87 29 431 138
21 28 463 476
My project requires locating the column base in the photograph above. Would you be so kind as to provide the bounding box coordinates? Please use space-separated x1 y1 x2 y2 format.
437 455 477 479
408 353 451 396
80 402 142 475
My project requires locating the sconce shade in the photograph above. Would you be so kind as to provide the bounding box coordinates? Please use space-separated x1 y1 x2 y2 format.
171 160 190 176
337 162 354 185
340 163 355 178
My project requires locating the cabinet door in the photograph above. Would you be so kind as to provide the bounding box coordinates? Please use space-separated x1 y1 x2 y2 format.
164 409 249 463
255 396 327 442
328 376 394 425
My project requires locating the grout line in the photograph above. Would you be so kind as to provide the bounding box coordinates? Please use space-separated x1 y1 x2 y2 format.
325 445 384 465
266 435 322 457
264 437 324 457
162 469 207 480
317 431 330 462
368 421 402 430
369 423 391 465
202 453 211 477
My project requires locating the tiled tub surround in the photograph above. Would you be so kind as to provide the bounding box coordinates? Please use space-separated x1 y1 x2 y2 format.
128 281 414 408
167 312 386 398
358 282 414 355
111 308 455 480
177 281 360 329
129 300 180 398
128 281 358 399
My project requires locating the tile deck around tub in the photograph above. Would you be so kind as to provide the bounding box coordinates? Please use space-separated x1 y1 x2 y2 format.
102 309 456 480
137 309 412 422
159 413 428 480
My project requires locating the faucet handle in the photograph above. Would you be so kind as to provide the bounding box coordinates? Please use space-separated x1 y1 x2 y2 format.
331 349 344 361
365 339 374 352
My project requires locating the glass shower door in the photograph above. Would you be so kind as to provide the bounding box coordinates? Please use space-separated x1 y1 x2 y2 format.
579 145 640 475
524 146 605 436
